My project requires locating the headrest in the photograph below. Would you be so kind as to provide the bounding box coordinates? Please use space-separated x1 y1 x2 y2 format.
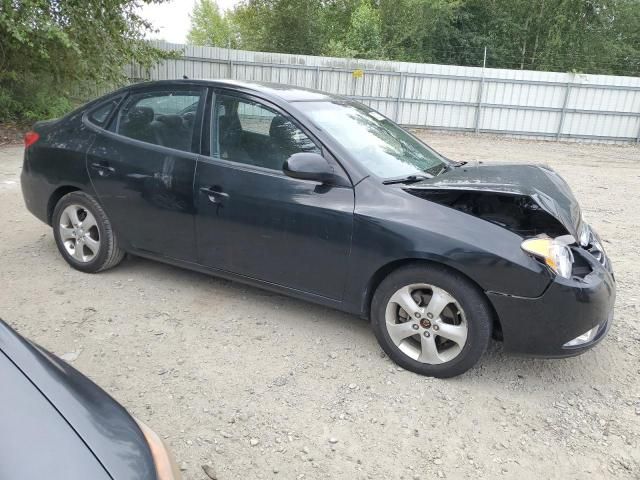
269 115 295 141
126 106 154 126
219 114 242 147
156 114 184 129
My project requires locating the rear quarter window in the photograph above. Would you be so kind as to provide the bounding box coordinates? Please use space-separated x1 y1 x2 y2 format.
87 97 122 127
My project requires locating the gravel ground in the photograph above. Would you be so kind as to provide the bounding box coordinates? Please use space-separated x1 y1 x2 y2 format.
1 132 639 480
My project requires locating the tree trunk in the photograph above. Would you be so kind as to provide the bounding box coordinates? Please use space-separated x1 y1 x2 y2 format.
520 16 530 70
530 0 546 68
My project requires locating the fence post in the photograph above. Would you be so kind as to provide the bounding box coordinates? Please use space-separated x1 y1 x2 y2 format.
636 115 640 144
351 71 356 97
315 66 321 89
473 77 485 133
394 72 405 122
473 47 487 134
556 82 571 141
228 58 233 79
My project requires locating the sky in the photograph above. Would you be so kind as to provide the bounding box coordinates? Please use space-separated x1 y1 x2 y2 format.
140 0 241 44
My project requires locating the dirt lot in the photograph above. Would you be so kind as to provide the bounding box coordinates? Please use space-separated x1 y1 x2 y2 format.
1 132 639 480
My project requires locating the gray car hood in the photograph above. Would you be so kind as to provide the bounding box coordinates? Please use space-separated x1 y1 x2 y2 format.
408 163 583 238
0 320 157 480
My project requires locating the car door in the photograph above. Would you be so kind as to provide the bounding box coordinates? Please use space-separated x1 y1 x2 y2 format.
86 85 206 262
194 90 355 301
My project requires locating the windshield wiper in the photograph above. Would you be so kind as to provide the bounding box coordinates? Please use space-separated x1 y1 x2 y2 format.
424 163 451 177
382 174 430 185
434 165 448 176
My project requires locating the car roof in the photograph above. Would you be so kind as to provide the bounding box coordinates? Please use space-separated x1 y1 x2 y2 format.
129 79 345 103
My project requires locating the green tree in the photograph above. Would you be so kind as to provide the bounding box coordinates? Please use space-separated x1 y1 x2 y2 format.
230 0 324 54
220 0 640 76
379 0 458 63
324 0 384 59
187 0 232 47
440 0 640 74
319 0 359 52
0 0 174 122
345 0 383 58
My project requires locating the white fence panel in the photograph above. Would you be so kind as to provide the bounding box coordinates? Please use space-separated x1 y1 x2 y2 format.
134 41 640 143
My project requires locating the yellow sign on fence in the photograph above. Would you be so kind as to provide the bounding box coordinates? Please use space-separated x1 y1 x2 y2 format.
352 69 364 79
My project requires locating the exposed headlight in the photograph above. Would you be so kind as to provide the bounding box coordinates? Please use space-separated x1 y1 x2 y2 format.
521 236 574 279
134 418 182 480
579 222 591 247
563 325 599 347
590 227 606 253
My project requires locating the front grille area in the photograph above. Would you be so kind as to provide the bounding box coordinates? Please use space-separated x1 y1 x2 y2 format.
570 236 610 280
588 243 608 269
586 227 609 270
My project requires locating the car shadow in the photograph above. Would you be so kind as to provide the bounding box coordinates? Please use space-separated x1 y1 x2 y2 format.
46 239 613 384
117 253 374 334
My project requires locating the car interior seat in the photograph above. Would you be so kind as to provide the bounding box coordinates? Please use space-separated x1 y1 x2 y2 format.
154 114 191 151
121 106 162 145
218 104 251 163
268 115 307 170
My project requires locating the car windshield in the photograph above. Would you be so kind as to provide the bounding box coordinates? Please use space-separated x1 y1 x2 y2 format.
297 100 449 179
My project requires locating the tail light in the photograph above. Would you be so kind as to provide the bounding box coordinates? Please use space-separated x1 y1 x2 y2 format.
24 131 40 148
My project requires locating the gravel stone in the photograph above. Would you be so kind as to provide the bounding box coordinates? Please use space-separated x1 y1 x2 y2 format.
2 134 638 480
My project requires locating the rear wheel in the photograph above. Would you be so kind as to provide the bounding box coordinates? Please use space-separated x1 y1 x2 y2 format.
52 191 125 273
371 264 492 378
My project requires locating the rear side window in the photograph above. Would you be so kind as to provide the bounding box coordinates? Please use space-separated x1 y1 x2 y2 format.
114 89 204 153
87 97 122 126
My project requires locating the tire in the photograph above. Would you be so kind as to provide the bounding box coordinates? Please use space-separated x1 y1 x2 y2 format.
371 263 492 378
52 191 125 273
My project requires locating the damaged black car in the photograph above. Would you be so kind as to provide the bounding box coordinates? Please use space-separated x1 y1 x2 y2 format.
21 80 615 377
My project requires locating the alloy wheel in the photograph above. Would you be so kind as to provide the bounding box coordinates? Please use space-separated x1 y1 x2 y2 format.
384 283 468 364
58 204 101 263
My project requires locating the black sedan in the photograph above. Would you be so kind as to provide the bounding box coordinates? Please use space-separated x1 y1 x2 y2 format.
20 80 615 378
0 319 180 480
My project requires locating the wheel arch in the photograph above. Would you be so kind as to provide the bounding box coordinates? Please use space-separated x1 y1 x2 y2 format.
47 186 82 225
362 258 503 340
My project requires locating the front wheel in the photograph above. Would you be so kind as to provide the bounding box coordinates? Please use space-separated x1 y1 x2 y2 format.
371 264 492 378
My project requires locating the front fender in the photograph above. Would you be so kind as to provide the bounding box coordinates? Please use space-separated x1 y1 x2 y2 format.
343 179 552 315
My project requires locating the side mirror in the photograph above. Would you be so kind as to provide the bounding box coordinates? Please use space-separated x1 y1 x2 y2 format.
283 152 346 185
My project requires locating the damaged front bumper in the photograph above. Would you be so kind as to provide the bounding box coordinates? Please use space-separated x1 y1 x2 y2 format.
487 247 615 358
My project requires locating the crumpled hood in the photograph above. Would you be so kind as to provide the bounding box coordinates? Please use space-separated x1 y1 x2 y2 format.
408 163 583 238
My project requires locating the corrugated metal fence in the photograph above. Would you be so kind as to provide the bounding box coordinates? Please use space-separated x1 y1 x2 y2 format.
132 41 640 143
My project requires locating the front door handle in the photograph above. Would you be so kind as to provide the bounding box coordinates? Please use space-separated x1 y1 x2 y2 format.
200 186 229 203
90 162 116 177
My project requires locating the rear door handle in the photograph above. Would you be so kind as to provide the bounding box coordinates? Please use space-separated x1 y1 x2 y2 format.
90 162 115 176
200 186 229 203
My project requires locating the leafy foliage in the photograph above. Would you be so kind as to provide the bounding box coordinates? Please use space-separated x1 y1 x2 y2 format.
229 0 324 54
0 0 175 122
345 0 382 58
189 0 640 76
187 0 232 47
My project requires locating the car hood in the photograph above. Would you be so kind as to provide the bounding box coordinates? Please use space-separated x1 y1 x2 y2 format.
0 351 112 480
0 320 157 480
407 163 583 238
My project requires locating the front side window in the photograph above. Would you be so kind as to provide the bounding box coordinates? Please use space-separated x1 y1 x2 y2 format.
297 101 449 179
115 89 203 153
213 94 319 171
